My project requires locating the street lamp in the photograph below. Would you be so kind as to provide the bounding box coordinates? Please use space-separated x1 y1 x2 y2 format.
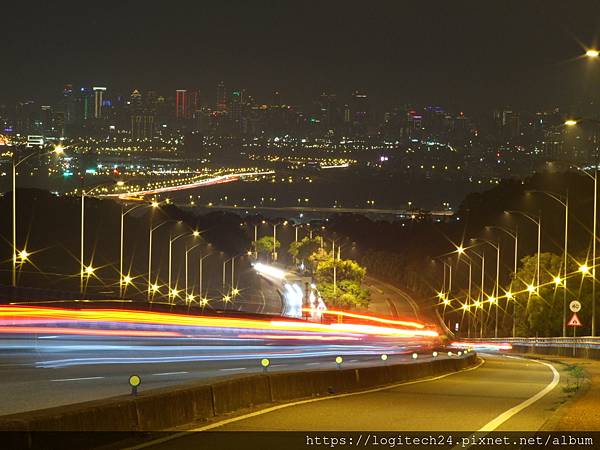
11 144 64 287
458 257 473 338
119 202 150 297
222 254 240 291
80 180 118 294
185 243 201 304
471 238 501 338
328 237 349 295
506 211 541 294
527 190 569 336
271 220 287 261
466 249 485 338
198 252 211 299
487 226 519 337
148 220 172 301
169 231 200 303
572 164 598 336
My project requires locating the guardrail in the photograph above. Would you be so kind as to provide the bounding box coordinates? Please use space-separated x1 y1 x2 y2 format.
463 337 600 359
463 337 600 348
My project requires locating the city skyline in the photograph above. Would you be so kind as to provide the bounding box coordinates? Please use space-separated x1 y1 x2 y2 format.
3 1 600 109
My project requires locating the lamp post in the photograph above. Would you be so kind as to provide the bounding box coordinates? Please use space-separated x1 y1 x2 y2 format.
198 253 211 298
119 203 150 297
231 254 235 289
330 238 347 295
272 220 287 261
222 257 228 290
439 259 453 298
565 114 599 334
467 250 485 338
506 211 541 293
254 223 258 259
571 163 598 336
185 243 201 304
458 257 473 338
527 190 569 336
148 220 170 301
439 259 452 321
488 226 518 337
472 238 501 338
11 144 64 287
169 231 200 303
80 180 118 294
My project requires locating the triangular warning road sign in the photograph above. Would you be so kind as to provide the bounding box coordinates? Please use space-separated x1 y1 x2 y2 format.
568 313 582 327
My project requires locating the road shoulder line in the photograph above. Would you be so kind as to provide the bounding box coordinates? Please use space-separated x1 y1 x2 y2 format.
478 354 560 432
125 357 485 450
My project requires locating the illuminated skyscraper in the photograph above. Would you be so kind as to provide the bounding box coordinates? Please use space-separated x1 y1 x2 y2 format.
131 115 154 139
230 89 244 129
61 84 75 125
176 89 187 119
216 81 227 112
93 87 107 119
176 89 200 120
351 91 368 134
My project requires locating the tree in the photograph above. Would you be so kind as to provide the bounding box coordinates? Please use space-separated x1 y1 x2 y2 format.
255 236 280 259
313 256 370 309
510 252 593 337
289 237 321 263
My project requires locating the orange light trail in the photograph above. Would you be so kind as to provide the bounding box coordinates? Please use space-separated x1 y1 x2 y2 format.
237 334 361 341
303 308 425 329
0 306 438 339
0 326 182 338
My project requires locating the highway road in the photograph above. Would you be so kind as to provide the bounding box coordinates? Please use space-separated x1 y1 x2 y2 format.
136 353 567 449
365 276 421 320
0 304 441 416
0 265 433 417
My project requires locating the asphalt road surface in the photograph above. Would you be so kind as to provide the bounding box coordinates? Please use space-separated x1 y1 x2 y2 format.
366 276 421 320
138 353 567 449
0 333 440 416
0 269 430 416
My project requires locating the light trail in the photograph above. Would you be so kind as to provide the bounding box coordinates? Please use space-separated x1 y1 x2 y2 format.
98 171 274 198
0 306 439 339
304 308 426 329
0 306 441 369
450 341 512 351
0 326 181 338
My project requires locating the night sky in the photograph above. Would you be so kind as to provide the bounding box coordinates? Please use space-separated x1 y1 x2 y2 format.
3 0 600 109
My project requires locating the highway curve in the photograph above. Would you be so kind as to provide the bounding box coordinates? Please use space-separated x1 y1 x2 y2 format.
140 353 568 449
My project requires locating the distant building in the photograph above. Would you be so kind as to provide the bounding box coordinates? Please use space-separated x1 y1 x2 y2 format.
230 89 243 131
351 91 368 134
175 89 200 120
93 87 106 119
216 81 227 112
176 89 187 119
131 114 154 139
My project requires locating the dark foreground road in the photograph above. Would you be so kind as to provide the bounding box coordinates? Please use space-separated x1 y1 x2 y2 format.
0 335 438 415
136 353 567 449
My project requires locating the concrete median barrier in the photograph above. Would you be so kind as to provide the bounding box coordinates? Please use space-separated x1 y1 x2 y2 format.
0 353 477 449
134 383 214 430
211 374 271 415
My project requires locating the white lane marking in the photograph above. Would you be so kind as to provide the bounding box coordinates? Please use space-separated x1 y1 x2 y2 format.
219 367 246 371
51 376 104 382
153 371 188 376
478 355 560 432
349 359 359 363
271 364 288 367
305 362 320 365
125 357 485 450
